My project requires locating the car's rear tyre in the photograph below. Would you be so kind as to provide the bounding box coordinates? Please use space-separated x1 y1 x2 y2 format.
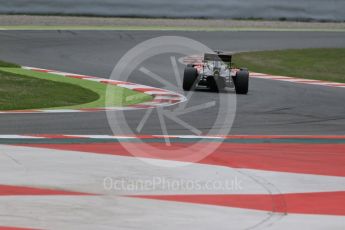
233 69 249 94
183 67 198 91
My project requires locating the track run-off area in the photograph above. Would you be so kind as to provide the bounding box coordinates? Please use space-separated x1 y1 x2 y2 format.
0 135 345 229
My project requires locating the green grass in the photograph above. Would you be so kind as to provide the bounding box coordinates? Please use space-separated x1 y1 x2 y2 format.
0 70 99 110
0 67 152 110
233 48 345 83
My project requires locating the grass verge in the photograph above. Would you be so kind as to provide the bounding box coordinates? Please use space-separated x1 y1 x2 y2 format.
0 65 152 110
233 48 345 83
0 70 99 110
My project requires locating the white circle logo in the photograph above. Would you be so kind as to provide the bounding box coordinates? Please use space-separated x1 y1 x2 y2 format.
106 36 237 167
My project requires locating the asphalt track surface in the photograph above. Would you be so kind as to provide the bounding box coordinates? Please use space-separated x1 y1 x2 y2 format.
0 30 345 135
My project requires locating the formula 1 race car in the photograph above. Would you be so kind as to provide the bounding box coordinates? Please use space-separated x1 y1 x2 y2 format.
183 52 249 94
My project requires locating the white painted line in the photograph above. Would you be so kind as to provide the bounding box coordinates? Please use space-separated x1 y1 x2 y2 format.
37 109 84 113
21 66 47 71
154 135 223 139
144 91 177 95
139 102 173 107
64 135 135 139
47 71 78 76
85 78 105 82
116 84 155 89
153 95 182 100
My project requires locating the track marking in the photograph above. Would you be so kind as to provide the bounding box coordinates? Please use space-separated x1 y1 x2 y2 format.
131 191 345 216
6 135 344 177
1 136 345 228
250 72 345 88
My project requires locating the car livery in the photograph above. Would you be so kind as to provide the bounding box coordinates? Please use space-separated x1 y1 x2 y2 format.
183 52 249 94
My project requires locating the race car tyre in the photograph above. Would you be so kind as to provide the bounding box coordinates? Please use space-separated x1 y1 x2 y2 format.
183 67 198 91
233 69 249 94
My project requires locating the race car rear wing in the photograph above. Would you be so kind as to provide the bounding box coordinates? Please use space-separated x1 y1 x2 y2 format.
204 53 232 63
